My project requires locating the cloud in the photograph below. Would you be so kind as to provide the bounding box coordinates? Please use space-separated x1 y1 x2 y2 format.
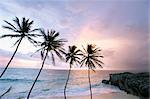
0 49 41 68
0 0 149 70
0 49 69 69
70 0 149 70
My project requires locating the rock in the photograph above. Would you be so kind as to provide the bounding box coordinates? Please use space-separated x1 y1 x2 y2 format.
102 80 109 84
125 73 149 97
109 72 133 91
102 72 150 98
140 84 149 97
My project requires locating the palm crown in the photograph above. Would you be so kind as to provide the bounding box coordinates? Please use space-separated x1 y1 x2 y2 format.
1 17 40 46
81 44 104 70
65 45 81 65
36 29 66 64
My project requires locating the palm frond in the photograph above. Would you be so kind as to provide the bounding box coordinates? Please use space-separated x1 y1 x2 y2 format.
50 29 56 36
74 50 81 54
51 52 55 65
82 45 87 53
41 50 44 60
58 48 66 55
80 57 87 67
54 49 64 60
53 32 59 38
29 28 41 33
0 34 21 38
93 60 103 68
27 36 38 46
30 47 45 57
40 29 47 40
28 33 42 37
93 55 104 58
28 20 33 26
56 39 67 43
74 56 80 60
13 17 22 30
93 47 101 52
3 20 17 30
90 60 96 68
2 26 17 32
12 38 22 47
92 57 104 64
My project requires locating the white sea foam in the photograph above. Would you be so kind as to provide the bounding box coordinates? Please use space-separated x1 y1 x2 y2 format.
0 68 125 99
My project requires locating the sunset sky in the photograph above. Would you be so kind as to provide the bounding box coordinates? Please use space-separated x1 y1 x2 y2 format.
0 0 149 70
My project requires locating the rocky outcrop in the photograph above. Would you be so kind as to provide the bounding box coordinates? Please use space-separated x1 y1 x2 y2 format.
102 72 149 98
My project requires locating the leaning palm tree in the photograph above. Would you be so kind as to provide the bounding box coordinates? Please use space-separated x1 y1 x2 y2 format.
27 29 66 99
0 17 40 78
80 44 104 99
64 45 81 99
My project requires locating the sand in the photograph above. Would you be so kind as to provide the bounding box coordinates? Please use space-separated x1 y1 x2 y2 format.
33 92 139 99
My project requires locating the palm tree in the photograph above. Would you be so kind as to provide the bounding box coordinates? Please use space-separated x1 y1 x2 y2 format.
80 44 104 99
0 17 40 78
64 45 81 99
27 29 66 99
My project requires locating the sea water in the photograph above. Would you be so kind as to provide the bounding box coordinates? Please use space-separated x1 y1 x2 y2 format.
0 68 131 99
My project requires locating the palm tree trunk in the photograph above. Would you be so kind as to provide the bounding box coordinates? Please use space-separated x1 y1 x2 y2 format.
64 64 71 99
0 38 22 78
0 86 12 98
27 51 48 99
88 67 92 99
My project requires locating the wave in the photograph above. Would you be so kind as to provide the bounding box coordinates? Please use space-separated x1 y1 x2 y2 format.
0 78 45 83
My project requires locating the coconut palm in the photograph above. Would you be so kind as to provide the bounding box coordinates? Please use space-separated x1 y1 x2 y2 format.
64 45 81 99
0 17 40 78
27 29 66 99
80 44 104 99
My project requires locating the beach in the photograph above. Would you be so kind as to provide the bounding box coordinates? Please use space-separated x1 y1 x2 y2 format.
32 92 139 99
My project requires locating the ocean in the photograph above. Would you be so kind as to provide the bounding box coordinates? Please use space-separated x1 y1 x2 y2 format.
0 68 138 99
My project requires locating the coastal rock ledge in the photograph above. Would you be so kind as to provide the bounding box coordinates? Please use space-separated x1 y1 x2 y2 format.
102 72 149 98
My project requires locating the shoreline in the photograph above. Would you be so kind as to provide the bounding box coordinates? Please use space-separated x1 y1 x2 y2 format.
102 72 149 98
31 92 139 99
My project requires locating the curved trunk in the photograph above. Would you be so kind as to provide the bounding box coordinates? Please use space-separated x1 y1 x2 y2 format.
27 51 48 99
64 64 71 99
0 86 12 98
88 67 92 99
0 38 22 78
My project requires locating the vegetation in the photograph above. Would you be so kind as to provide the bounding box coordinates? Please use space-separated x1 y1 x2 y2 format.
64 45 81 99
27 29 66 99
0 17 40 78
0 17 104 99
80 44 104 99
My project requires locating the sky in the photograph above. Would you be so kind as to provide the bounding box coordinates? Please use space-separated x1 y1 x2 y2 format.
0 0 149 70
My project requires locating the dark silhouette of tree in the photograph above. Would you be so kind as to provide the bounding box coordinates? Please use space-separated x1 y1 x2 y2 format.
64 45 81 99
80 44 104 99
0 17 40 78
27 29 66 99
